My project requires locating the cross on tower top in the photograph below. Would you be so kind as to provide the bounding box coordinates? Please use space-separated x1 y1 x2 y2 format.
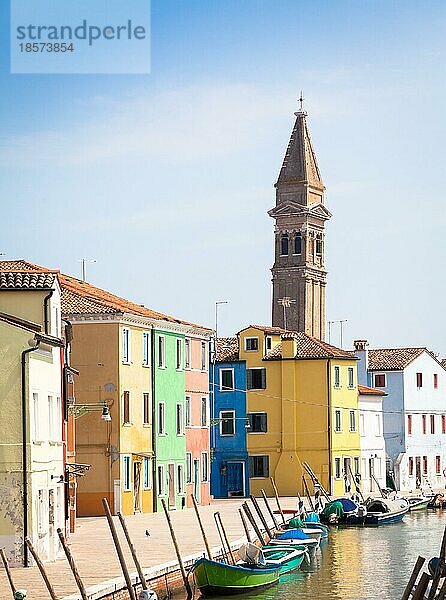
298 91 304 112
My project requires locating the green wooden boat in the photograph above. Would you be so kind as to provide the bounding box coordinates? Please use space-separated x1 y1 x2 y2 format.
192 557 280 597
261 545 308 574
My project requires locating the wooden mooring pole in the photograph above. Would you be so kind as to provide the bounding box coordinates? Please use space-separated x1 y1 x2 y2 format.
102 498 136 600
261 489 280 530
161 498 192 598
56 528 88 600
428 524 446 600
239 508 252 542
411 572 431 600
302 475 315 512
242 502 265 546
250 495 272 540
400 556 425 600
191 494 212 560
25 537 58 600
270 477 286 525
0 548 16 598
117 512 148 591
214 512 236 566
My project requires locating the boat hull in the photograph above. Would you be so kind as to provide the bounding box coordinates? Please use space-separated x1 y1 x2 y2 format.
193 558 280 597
261 546 306 575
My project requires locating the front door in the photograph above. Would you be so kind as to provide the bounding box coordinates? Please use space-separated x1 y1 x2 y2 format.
343 457 352 493
133 462 141 513
227 462 245 497
168 463 176 509
369 458 375 492
193 459 200 502
415 457 422 488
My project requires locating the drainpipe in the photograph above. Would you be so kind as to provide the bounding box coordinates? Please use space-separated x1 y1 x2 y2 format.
327 359 332 496
21 338 41 567
150 326 157 512
43 290 54 334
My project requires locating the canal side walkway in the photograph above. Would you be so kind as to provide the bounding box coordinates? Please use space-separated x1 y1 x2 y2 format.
2 497 299 600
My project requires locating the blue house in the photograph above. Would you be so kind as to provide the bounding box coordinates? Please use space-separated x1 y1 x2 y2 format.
210 338 250 498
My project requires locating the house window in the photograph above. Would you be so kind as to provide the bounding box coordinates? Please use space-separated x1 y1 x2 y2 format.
416 372 423 388
177 464 184 494
157 465 165 495
55 397 61 439
334 457 341 479
220 368 234 391
354 457 360 475
359 413 365 436
349 410 356 432
201 341 207 370
265 336 272 351
348 367 354 389
280 234 289 256
122 328 130 363
185 339 191 369
436 456 441 475
33 393 40 440
201 397 208 426
316 234 323 257
434 374 438 389
249 455 269 478
247 412 267 433
220 410 235 436
143 457 151 489
431 415 435 434
407 414 412 435
244 337 259 352
142 331 150 366
48 395 54 440
442 415 446 434
143 393 150 425
334 366 341 388
123 391 130 424
334 409 342 432
185 396 191 427
375 413 381 436
294 232 302 255
201 452 209 482
422 414 427 434
176 338 182 370
423 456 428 475
374 373 386 387
158 402 166 435
176 403 184 435
158 335 166 368
186 452 192 483
409 457 414 476
123 456 131 491
247 368 266 390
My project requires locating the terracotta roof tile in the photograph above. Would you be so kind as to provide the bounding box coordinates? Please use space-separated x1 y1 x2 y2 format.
248 325 287 335
0 260 49 272
368 348 425 371
264 331 356 360
358 384 387 396
0 271 56 289
216 337 239 362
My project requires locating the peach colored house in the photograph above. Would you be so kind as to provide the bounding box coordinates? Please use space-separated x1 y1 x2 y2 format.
185 335 211 506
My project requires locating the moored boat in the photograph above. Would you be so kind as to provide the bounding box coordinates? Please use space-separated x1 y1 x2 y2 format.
406 496 430 511
260 545 308 575
192 557 280 597
268 529 319 557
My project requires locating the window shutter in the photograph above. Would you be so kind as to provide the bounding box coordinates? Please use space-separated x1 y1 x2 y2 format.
247 370 252 390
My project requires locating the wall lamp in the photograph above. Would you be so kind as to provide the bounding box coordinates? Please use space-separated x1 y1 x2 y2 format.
68 400 112 421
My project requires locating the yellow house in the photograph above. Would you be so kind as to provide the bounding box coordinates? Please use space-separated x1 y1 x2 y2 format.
238 326 360 498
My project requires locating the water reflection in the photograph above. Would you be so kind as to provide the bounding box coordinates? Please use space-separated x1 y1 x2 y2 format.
186 511 446 600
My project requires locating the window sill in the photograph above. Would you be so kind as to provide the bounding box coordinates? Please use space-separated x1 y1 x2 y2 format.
158 365 166 370
143 423 151 428
248 431 267 435
250 476 269 480
122 422 133 427
122 361 131 366
219 389 235 392
142 363 150 368
247 388 267 391
158 433 167 437
220 434 236 437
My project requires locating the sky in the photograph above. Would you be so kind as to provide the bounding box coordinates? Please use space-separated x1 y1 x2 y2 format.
1 0 445 355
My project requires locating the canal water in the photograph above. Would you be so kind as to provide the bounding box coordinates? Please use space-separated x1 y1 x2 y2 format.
192 510 446 600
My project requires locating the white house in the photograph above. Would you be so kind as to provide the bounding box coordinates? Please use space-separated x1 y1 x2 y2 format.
358 384 387 494
355 340 446 493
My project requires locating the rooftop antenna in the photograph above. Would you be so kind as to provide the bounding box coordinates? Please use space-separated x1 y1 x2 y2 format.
277 297 296 331
80 258 96 282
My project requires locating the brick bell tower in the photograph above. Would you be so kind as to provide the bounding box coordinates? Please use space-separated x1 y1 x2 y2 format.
269 103 332 339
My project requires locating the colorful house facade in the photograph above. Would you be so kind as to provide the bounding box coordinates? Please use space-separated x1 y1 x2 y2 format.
358 384 387 494
355 341 446 491
210 338 249 499
238 325 360 498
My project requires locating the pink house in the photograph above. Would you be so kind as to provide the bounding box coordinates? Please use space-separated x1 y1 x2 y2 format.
185 335 211 506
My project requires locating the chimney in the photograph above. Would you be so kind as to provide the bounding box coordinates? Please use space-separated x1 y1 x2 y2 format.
354 339 369 386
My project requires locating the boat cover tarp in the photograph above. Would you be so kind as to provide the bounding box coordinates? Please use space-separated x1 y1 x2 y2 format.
238 542 266 566
287 517 305 529
305 512 321 523
337 498 358 512
276 529 310 540
321 501 345 518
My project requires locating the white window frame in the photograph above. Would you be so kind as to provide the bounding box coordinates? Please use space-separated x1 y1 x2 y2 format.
185 339 191 369
265 336 272 351
219 368 235 391
334 457 342 479
157 464 165 495
48 395 54 440
201 341 207 371
32 392 40 441
185 396 191 427
177 464 184 494
219 410 236 436
334 409 342 432
201 452 209 482
244 337 259 352
55 396 61 440
158 335 166 368
347 367 354 389
186 452 192 483
349 410 356 432
201 396 209 427
334 366 341 388
176 403 184 436
374 372 387 388
122 327 130 364
143 392 150 426
375 413 381 437
176 338 183 370
123 455 131 491
158 402 166 435
143 457 151 490
142 331 150 366
247 411 268 434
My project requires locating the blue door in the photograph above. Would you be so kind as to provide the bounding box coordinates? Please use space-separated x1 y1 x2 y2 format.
227 462 244 497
